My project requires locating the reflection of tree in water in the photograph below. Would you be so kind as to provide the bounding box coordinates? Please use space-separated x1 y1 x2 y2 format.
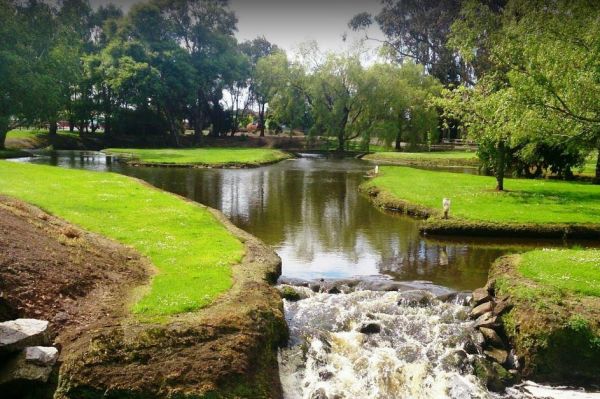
122 158 508 290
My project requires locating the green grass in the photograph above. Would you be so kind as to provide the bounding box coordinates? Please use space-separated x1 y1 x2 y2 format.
104 147 291 166
518 249 600 297
6 129 50 140
0 161 244 316
364 166 600 224
363 151 479 166
579 152 597 177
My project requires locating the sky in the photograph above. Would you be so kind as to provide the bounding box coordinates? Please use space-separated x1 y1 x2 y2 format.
90 0 386 56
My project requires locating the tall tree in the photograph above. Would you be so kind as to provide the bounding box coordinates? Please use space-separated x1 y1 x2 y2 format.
240 36 282 137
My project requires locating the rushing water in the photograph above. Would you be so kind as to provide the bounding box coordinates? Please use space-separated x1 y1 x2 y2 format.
14 151 599 398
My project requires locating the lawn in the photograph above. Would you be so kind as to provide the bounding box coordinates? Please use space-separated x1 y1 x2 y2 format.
363 166 600 225
363 151 479 166
518 249 600 297
104 147 291 166
0 161 244 316
579 151 597 177
6 128 51 140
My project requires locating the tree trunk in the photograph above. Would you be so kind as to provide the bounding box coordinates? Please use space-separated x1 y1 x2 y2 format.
258 103 265 137
69 119 75 132
496 140 506 191
337 108 350 152
49 120 58 136
0 118 8 150
194 90 205 144
594 143 600 184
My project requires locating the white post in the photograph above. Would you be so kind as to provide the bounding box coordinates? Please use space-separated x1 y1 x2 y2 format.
374 165 379 175
443 198 451 219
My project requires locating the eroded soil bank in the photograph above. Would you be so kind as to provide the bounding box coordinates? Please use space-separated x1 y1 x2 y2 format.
0 196 287 398
475 255 600 385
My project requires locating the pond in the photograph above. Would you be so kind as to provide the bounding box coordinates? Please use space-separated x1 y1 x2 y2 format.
16 151 595 399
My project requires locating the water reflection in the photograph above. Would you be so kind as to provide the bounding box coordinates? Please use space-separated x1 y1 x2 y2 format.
16 151 588 291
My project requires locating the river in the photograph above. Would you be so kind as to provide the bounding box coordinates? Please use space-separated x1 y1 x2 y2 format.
14 151 599 399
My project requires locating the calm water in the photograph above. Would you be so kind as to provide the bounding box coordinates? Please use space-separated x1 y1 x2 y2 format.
19 151 525 290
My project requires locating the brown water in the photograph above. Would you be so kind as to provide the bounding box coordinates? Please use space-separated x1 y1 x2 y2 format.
18 151 569 291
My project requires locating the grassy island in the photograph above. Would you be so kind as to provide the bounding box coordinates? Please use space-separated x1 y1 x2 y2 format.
362 151 479 167
361 166 600 238
104 147 292 168
489 250 600 383
0 160 243 316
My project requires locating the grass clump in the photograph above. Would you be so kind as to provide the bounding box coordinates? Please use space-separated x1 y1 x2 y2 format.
104 147 291 167
363 166 600 225
0 161 244 316
518 249 600 297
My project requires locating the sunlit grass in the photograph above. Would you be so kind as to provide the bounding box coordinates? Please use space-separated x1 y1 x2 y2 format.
0 161 244 316
519 249 600 297
105 147 291 166
363 151 479 166
364 166 600 224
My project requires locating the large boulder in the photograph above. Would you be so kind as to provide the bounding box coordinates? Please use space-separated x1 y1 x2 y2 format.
0 319 50 353
0 350 54 384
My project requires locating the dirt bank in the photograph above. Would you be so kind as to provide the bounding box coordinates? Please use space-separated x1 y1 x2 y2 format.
0 195 287 398
360 185 600 240
479 255 600 385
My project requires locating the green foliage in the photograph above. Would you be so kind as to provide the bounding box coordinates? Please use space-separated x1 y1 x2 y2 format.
364 166 600 224
0 161 244 316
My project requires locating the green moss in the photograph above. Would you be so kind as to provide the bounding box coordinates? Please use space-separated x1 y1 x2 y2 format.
104 148 291 167
0 161 244 316
279 287 302 301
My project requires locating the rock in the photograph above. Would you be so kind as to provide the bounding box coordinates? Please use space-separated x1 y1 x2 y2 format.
441 349 469 373
310 284 321 293
472 288 491 305
311 388 328 399
318 370 334 380
492 298 513 316
464 331 484 355
358 323 381 334
479 327 504 348
0 319 50 353
279 286 304 301
475 312 499 329
470 301 493 319
24 346 59 366
327 286 341 295
0 351 54 384
398 290 433 307
484 347 508 365
437 291 472 306
473 356 515 392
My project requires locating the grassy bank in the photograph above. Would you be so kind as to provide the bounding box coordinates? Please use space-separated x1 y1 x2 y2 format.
0 161 243 316
363 151 479 167
105 147 291 167
361 166 600 237
490 251 600 383
0 149 29 159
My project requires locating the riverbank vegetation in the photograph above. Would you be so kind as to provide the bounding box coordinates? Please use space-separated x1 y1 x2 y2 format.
0 161 244 316
362 166 600 236
363 151 478 167
105 147 291 167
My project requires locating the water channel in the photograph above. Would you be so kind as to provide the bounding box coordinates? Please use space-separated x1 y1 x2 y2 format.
14 151 599 399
